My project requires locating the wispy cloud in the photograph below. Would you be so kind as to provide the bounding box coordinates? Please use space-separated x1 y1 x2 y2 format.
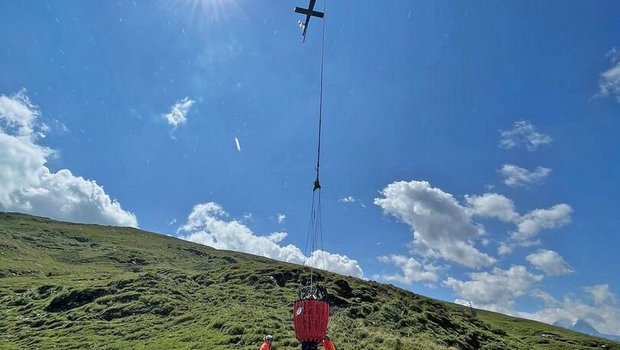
276 213 286 224
500 164 551 187
339 195 366 208
339 196 356 203
598 48 620 102
376 255 439 283
584 284 617 306
164 97 195 128
499 121 552 151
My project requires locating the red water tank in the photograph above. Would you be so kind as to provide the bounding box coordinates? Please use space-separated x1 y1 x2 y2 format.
293 299 329 342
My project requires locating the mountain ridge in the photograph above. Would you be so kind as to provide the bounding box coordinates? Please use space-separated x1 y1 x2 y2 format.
553 319 620 343
1 211 619 349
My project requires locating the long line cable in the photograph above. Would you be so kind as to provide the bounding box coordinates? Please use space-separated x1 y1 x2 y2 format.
313 3 326 191
304 0 327 289
315 0 327 273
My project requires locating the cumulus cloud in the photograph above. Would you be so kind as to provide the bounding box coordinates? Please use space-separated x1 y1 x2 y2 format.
520 286 620 337
178 202 364 278
448 266 620 336
0 90 137 227
8 168 138 227
0 131 52 207
499 121 552 151
598 48 620 102
497 242 513 256
465 193 519 222
0 90 39 136
164 97 194 128
526 249 573 276
374 181 496 269
377 255 439 284
306 250 364 278
178 202 305 263
512 203 572 240
444 265 543 312
500 164 551 187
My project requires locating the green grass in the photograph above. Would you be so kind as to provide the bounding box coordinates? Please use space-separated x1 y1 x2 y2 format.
1 212 618 350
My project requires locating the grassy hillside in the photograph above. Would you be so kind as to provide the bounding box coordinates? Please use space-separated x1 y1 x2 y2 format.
0 212 617 350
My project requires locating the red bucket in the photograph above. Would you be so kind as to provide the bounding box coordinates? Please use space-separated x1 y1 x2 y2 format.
293 299 329 342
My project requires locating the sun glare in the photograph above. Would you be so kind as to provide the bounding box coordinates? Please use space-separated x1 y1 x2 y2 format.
165 0 241 29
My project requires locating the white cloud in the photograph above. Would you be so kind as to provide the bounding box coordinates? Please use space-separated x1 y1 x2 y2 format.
526 249 573 276
0 90 39 136
8 168 138 227
584 284 617 306
448 267 620 336
0 132 52 207
519 288 620 337
513 203 572 240
339 196 356 203
306 250 364 278
178 202 364 278
465 193 519 222
531 290 561 306
178 202 305 262
498 238 543 256
598 48 620 102
276 213 286 224
377 255 439 283
499 121 552 151
339 195 366 208
444 265 543 313
164 97 194 128
500 164 551 187
374 181 496 269
0 90 137 227
497 242 513 256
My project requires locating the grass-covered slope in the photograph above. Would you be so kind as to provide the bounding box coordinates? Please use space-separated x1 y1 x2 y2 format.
0 212 618 350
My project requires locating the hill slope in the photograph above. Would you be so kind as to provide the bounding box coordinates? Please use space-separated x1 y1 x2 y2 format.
1 212 618 350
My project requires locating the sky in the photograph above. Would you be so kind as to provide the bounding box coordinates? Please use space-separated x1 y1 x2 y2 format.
1 0 620 335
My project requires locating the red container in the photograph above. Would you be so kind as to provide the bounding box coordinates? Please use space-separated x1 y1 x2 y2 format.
293 299 329 342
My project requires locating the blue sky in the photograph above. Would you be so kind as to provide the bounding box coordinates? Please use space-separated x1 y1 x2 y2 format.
1 0 620 335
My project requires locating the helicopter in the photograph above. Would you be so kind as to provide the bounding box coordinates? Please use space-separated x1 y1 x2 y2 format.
294 0 324 42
